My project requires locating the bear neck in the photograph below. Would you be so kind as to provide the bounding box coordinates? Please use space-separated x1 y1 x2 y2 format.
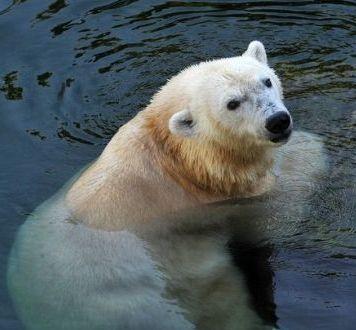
142 109 275 201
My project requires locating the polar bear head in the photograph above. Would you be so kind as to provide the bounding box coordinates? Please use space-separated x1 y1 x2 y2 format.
166 41 292 147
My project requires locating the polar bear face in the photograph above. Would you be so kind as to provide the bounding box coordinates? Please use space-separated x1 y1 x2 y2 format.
168 41 292 147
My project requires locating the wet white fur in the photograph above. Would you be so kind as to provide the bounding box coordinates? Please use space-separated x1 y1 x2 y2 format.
7 42 326 330
169 41 290 142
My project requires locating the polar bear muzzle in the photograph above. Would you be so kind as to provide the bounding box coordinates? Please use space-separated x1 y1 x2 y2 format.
265 111 292 143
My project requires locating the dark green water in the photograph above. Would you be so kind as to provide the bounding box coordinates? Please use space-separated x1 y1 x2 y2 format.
0 1 355 329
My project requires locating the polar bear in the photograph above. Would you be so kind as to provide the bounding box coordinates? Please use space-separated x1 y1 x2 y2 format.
8 41 326 330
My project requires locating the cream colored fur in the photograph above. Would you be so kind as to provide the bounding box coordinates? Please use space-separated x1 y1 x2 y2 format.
8 41 326 330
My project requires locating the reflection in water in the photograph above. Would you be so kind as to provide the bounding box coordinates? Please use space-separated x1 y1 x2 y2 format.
0 1 16 15
37 72 53 87
8 191 195 329
7 175 318 330
35 0 68 22
0 72 23 100
0 1 355 329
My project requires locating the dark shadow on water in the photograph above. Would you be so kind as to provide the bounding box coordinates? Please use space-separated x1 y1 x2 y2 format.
228 241 277 327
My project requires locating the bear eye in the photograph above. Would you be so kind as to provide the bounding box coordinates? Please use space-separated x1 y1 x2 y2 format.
227 99 240 111
264 78 272 88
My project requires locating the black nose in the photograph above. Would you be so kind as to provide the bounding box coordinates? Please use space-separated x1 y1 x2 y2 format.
265 111 291 134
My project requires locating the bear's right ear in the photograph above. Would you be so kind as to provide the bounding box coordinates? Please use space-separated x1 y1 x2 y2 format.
168 109 197 137
242 41 268 65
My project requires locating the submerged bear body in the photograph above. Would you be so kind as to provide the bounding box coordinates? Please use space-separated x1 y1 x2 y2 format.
8 41 326 330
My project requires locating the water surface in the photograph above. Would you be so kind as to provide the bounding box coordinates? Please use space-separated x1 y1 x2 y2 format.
0 1 355 329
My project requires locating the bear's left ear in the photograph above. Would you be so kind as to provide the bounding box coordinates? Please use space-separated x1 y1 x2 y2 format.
242 41 268 65
168 109 197 137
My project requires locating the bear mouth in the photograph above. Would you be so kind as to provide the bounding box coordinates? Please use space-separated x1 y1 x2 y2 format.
268 129 292 143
